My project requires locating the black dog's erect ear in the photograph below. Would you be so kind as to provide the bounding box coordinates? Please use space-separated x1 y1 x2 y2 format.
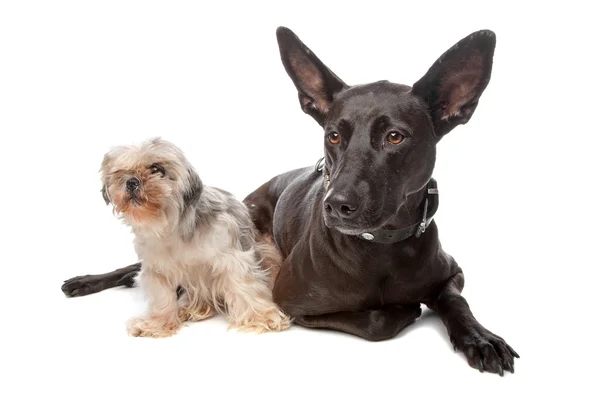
276 27 348 126
411 30 496 137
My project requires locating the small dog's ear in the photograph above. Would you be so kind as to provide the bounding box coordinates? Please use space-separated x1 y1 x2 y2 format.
411 30 496 138
182 167 203 209
99 153 113 205
276 26 348 126
101 185 111 205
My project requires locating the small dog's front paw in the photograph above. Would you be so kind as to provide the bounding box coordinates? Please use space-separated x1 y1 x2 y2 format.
126 316 180 338
233 308 291 333
452 324 520 376
261 308 291 332
178 304 215 322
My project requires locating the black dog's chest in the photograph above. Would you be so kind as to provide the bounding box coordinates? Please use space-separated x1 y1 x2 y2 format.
354 245 438 304
281 231 444 313
271 168 456 313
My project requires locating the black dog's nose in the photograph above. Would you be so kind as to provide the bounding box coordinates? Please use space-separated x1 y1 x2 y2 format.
126 177 140 191
325 192 360 218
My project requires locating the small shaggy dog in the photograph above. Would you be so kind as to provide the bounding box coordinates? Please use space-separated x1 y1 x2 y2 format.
100 137 290 337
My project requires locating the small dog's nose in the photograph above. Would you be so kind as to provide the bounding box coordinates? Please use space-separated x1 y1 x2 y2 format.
325 192 360 218
126 177 140 191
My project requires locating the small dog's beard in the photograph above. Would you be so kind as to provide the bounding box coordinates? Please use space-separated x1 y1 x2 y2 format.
110 184 170 230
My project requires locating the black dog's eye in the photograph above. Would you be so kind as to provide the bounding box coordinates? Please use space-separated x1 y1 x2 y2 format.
387 131 405 145
328 132 341 145
149 164 165 176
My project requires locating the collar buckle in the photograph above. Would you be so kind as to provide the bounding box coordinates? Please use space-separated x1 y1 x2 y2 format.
414 221 428 238
414 197 430 238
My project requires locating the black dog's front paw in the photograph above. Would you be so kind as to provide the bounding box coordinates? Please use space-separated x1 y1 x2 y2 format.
61 271 137 298
451 324 520 376
61 275 101 297
61 264 141 298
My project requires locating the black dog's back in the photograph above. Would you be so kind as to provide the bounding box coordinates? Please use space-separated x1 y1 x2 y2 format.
243 166 314 240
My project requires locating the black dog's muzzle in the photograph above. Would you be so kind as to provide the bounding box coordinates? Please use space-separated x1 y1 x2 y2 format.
314 156 439 244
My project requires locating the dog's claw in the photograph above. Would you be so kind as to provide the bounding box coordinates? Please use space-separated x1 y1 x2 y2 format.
453 325 517 376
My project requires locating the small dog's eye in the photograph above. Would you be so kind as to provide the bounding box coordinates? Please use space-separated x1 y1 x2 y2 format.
328 132 341 145
387 131 405 145
149 164 165 176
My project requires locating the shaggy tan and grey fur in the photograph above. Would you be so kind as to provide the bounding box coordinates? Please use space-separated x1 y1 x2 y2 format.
100 137 289 337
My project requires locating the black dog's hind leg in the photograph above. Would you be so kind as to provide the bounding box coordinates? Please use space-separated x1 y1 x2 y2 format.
293 304 422 342
61 262 142 297
426 272 519 376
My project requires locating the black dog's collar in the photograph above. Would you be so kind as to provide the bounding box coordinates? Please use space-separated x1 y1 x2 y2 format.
358 180 439 243
315 157 439 244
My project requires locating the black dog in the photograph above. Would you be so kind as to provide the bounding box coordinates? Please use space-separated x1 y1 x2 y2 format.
62 27 518 375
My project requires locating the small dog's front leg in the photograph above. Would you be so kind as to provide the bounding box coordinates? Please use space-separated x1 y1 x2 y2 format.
426 272 519 375
126 268 181 338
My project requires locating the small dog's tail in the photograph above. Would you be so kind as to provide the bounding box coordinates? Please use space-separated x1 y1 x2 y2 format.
254 235 283 291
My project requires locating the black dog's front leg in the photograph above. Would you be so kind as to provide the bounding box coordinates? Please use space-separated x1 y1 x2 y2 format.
61 262 142 297
293 304 422 342
427 272 519 375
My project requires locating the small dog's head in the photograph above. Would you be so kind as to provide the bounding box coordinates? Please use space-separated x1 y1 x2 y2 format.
100 137 202 231
276 27 496 234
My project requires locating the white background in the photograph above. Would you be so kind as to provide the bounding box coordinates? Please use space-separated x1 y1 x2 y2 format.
1 1 598 399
